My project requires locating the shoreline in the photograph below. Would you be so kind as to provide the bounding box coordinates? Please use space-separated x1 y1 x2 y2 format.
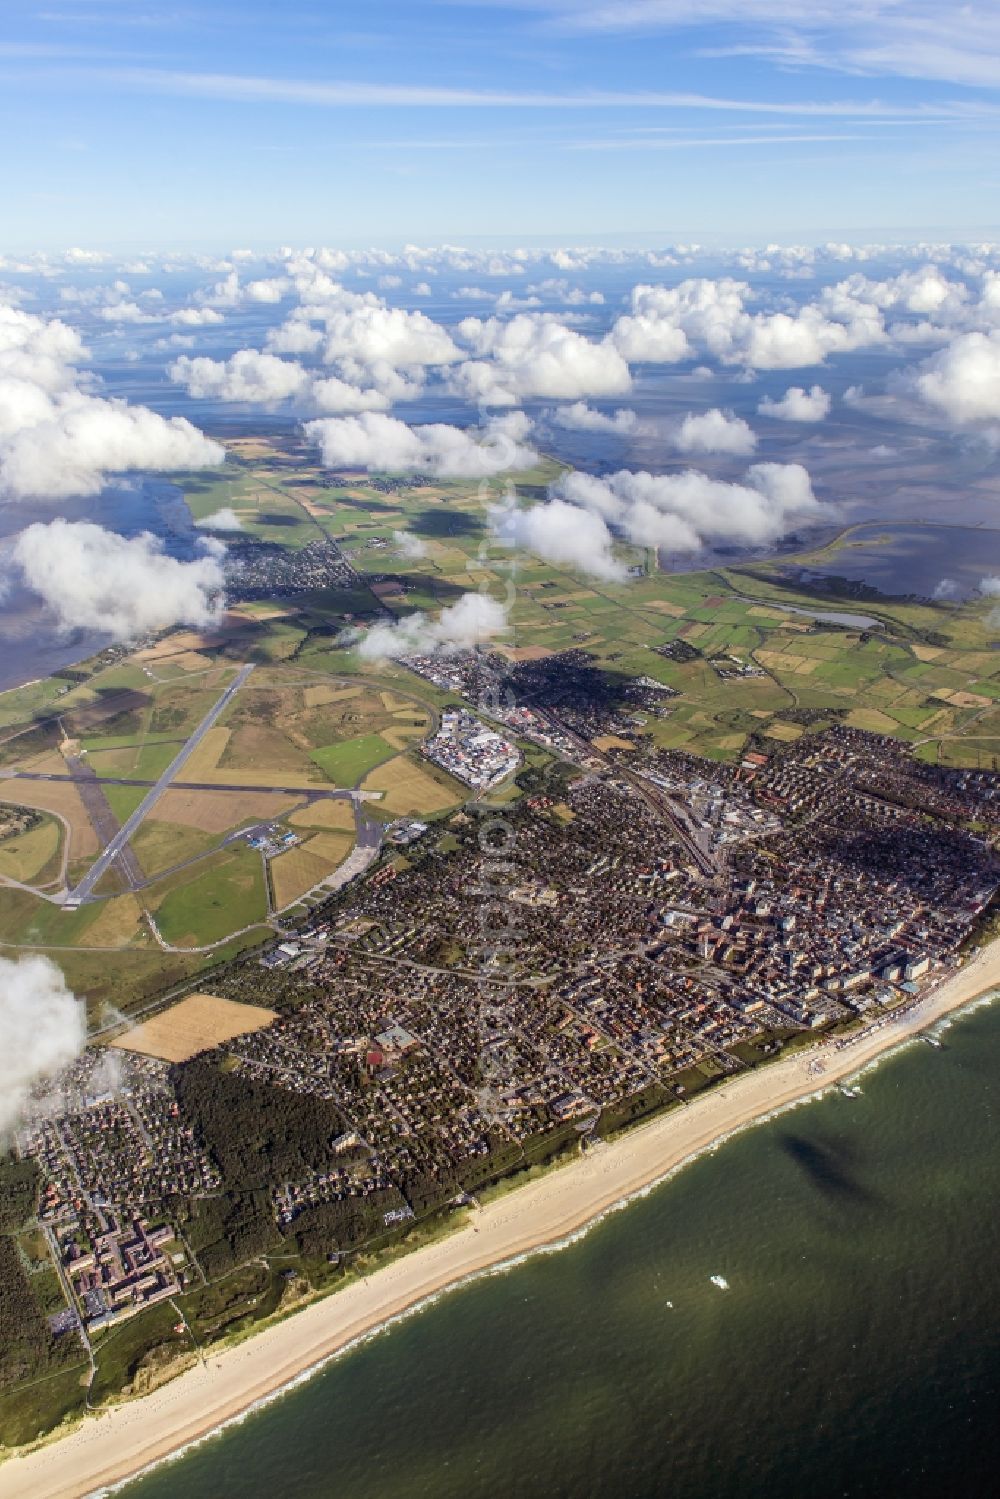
4 944 1000 1499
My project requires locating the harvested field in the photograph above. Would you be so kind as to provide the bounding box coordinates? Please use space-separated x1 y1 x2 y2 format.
948 690 993 708
288 799 356 831
77 894 145 949
151 788 296 834
160 650 215 674
192 767 323 790
379 691 411 712
181 725 230 779
270 828 355 908
381 724 426 750
134 615 251 660
592 734 635 751
304 684 361 708
316 684 365 705
19 750 72 775
111 993 277 1063
362 754 463 815
225 437 279 460
302 830 353 864
747 605 790 620
757 650 821 676
498 645 558 662
846 707 905 733
270 846 333 907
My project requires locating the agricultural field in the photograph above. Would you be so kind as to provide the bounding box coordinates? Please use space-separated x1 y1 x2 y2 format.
270 829 355 909
361 752 467 815
179 464 320 551
111 992 278 1063
286 455 1000 768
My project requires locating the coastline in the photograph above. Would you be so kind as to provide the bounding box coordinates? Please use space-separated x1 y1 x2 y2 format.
3 944 1000 1499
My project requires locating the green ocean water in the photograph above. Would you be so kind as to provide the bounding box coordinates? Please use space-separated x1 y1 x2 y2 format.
124 1000 1000 1499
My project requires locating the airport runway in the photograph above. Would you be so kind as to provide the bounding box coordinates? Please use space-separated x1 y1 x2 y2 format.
65 662 255 903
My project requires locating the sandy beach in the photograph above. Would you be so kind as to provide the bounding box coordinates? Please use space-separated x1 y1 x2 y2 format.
4 943 1000 1499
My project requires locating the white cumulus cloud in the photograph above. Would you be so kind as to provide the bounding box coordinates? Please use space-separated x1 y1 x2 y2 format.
392 530 427 559
194 507 244 532
550 402 638 434
304 412 538 477
0 302 223 501
348 592 509 659
907 331 1000 424
610 277 885 370
496 461 826 580
168 349 402 415
0 955 86 1135
758 384 832 421
450 313 631 404
672 408 757 455
489 494 627 581
7 520 227 641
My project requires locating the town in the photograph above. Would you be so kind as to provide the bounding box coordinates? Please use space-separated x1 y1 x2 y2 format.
11 708 999 1350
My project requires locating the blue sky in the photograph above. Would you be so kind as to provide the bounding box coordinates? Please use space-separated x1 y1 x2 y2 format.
3 0 1000 248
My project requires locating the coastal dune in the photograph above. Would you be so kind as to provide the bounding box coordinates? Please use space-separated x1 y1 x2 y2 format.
4 945 1000 1499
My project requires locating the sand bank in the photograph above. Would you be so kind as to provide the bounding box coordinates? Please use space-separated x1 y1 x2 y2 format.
4 942 1000 1499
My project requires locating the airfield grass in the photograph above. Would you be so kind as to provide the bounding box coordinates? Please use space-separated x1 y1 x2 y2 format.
0 931 208 1015
75 893 147 949
130 819 225 879
0 884 150 951
309 733 396 784
150 844 267 947
102 785 147 822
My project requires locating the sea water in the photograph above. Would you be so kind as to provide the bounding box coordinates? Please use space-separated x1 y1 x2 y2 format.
122 998 1000 1499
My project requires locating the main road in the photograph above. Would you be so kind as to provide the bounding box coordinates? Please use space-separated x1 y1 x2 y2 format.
65 662 255 904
